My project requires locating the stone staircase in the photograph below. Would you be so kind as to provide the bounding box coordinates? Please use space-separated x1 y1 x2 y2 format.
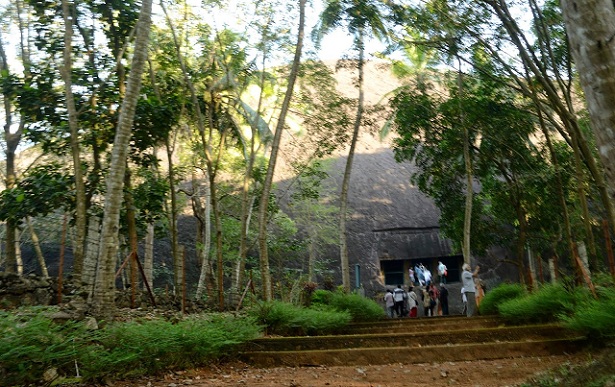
240 315 586 367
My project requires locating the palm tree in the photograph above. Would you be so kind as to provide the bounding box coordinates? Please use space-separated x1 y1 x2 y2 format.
313 0 389 292
91 0 153 317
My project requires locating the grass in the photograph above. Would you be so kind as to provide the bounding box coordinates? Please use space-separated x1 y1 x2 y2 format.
248 300 352 336
0 308 262 386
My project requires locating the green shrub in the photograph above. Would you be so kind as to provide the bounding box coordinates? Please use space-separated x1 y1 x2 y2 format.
0 308 96 386
0 308 262 385
497 283 576 324
311 290 385 322
561 287 615 339
249 300 351 336
479 283 526 315
328 292 386 322
85 314 261 381
311 289 334 305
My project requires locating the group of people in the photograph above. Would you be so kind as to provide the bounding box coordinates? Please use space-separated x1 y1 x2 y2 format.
383 283 450 318
384 262 482 318
408 261 448 287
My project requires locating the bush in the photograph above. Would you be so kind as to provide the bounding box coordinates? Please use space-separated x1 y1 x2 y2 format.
311 289 334 306
0 307 95 386
311 290 385 322
86 314 261 381
0 308 262 385
497 283 576 324
328 292 386 322
561 287 615 339
479 283 526 316
249 300 351 336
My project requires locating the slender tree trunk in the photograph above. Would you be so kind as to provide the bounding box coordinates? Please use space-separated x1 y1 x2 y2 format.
144 223 154 290
91 0 153 316
339 29 365 293
81 215 100 289
0 35 22 274
458 64 473 265
124 167 139 307
15 228 22 276
257 0 306 300
234 51 267 292
26 217 48 278
60 0 87 279
194 172 215 300
165 139 180 293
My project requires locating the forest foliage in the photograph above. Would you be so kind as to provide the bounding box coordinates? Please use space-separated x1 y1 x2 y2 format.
0 0 614 314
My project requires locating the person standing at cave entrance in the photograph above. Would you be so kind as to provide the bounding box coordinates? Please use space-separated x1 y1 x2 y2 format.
407 286 418 317
393 284 406 317
437 261 448 285
461 263 480 317
439 284 449 316
423 265 432 286
415 264 425 286
384 289 395 318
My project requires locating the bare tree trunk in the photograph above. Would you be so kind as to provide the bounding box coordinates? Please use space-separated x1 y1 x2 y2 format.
144 223 154 290
15 228 22 276
459 65 473 265
0 33 23 274
194 173 215 300
82 216 100 289
26 217 48 278
60 0 87 279
165 139 181 294
257 0 306 300
338 28 365 293
560 0 615 203
91 0 153 316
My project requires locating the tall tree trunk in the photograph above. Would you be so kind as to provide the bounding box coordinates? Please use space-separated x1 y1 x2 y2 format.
458 64 473 265
26 217 48 278
60 0 87 279
488 0 615 236
257 0 306 300
124 167 139 307
165 139 180 293
560 0 615 226
0 34 23 274
81 216 100 290
91 0 153 316
234 51 267 293
15 228 22 276
338 29 365 293
194 172 215 300
144 223 154 290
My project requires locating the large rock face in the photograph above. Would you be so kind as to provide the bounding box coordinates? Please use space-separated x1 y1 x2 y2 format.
275 60 460 296
289 132 457 296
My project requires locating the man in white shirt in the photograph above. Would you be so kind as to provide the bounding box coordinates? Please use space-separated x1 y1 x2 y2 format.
461 263 480 317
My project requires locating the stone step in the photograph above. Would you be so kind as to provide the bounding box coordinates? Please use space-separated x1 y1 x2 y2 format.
240 337 586 368
343 315 503 334
242 324 577 352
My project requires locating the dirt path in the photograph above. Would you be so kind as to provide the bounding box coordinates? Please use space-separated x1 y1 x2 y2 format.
115 353 585 387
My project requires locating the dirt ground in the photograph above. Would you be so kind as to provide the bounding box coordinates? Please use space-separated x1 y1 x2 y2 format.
114 353 588 387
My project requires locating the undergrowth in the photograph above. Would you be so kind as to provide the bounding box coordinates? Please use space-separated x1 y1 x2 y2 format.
248 300 352 336
497 283 577 324
312 290 386 322
478 282 526 316
0 308 261 386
